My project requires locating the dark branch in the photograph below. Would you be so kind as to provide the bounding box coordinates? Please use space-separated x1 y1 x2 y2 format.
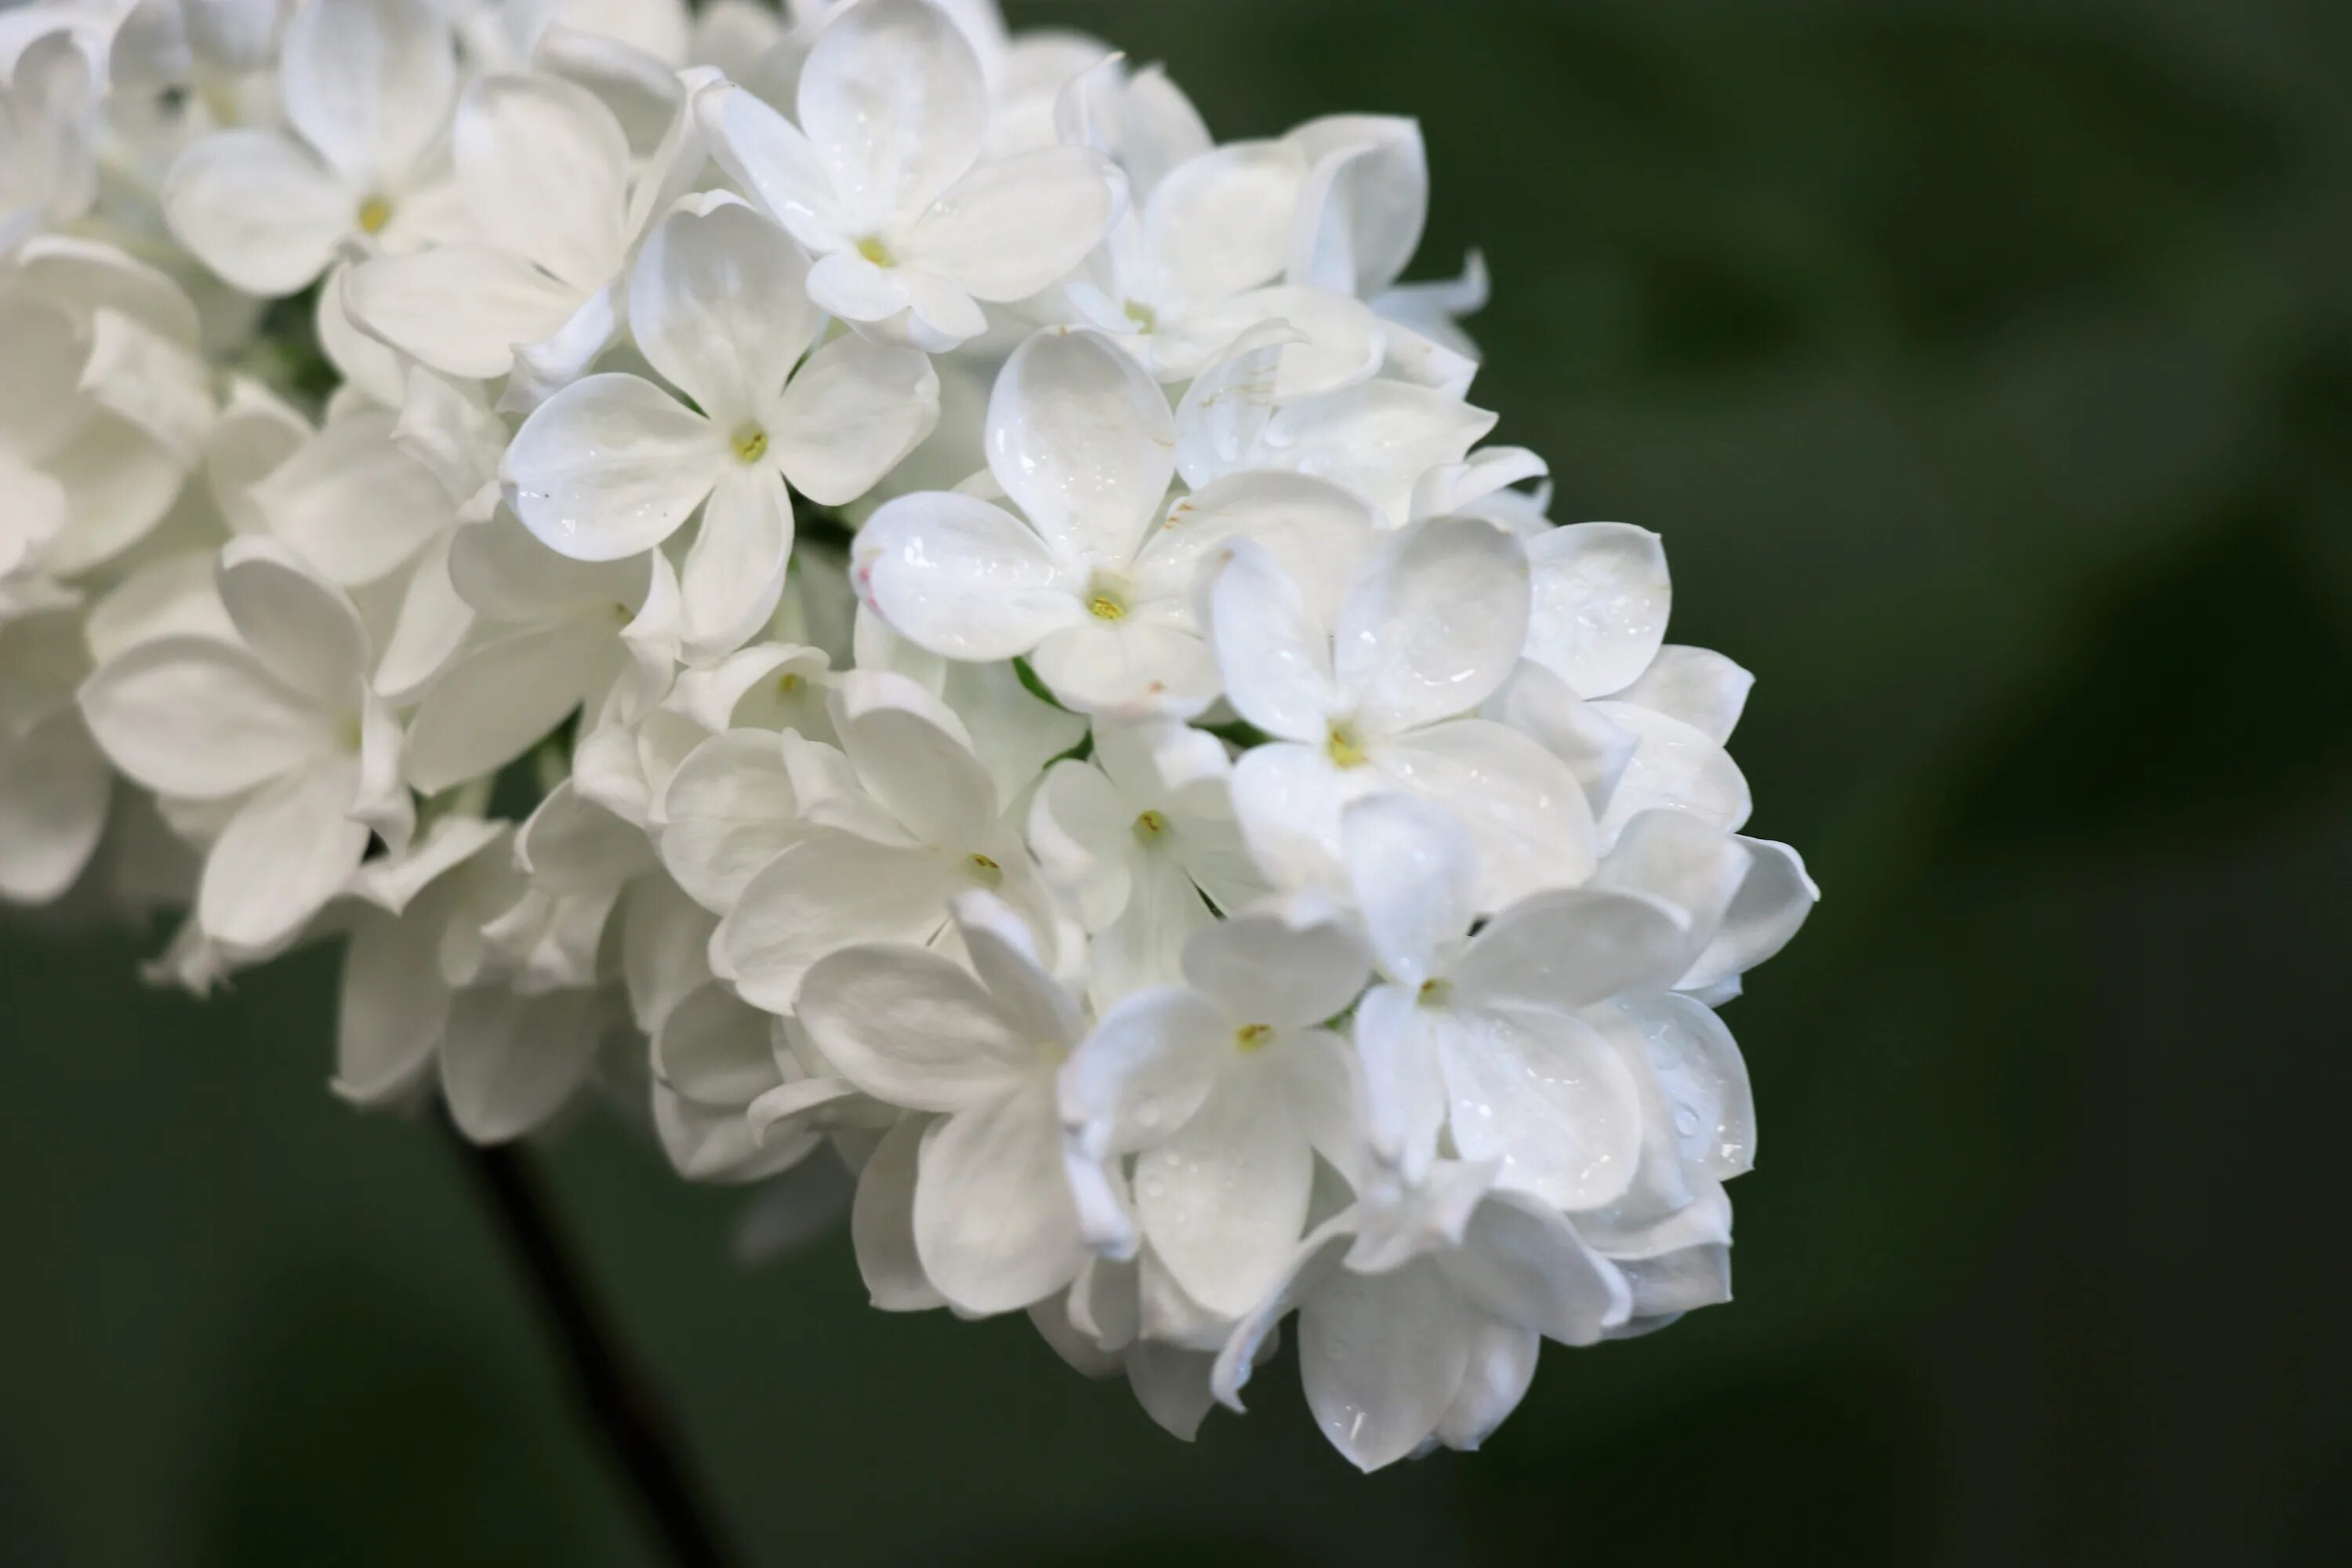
445 1120 747 1568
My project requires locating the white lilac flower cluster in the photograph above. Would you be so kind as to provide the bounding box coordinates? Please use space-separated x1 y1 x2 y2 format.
0 0 1817 1469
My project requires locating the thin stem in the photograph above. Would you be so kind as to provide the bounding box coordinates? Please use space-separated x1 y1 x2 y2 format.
445 1119 747 1568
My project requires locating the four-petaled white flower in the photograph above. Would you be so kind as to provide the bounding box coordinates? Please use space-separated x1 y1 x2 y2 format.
506 197 939 658
858 328 1381 715
796 892 1090 1315
1058 902 1368 1319
164 0 458 296
701 0 1123 351
1212 516 1597 911
79 539 406 953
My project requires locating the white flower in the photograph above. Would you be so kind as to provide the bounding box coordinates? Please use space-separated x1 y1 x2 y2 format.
78 538 406 953
699 0 1123 351
1 238 214 587
857 327 1380 715
1058 902 1368 1319
1341 793 1696 1207
1211 517 1596 910
1213 1160 1632 1472
340 67 642 386
712 670 1053 1011
506 196 938 658
0 604 109 903
162 0 458 296
0 24 99 254
333 812 510 1105
1026 717 1265 1006
795 891 1089 1315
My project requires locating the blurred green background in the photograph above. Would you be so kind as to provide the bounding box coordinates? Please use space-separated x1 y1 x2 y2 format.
6 0 2350 1562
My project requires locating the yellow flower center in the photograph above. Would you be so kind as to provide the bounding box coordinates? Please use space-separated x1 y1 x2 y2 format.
731 424 769 463
1123 299 1158 333
1417 977 1454 1008
1234 1023 1273 1053
1325 722 1369 769
1131 809 1169 844
856 235 895 267
1087 585 1129 622
966 852 1003 887
355 195 393 234
777 672 801 694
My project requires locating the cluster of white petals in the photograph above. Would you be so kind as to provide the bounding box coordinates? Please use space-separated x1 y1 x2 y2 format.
0 0 1817 1469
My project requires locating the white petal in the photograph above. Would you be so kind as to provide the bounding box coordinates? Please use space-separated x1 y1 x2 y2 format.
253 408 448 586
697 83 847 252
680 463 793 659
401 622 604 793
854 1114 946 1310
1138 1066 1314 1319
1025 617 1218 719
984 328 1171 569
215 537 368 703
1286 114 1428 298
1434 1323 1538 1451
902 146 1123 301
79 636 329 800
628 198 815 423
1227 741 1368 898
654 729 799 911
855 491 1083 662
1260 379 1495 524
797 0 985 228
505 372 720 561
1453 887 1692 1014
1351 983 1446 1181
1337 518 1528 738
454 72 629 291
1614 644 1752 743
281 0 453 186
1623 992 1755 1179
333 906 452 1105
829 668 996 851
1139 140 1305 314
162 129 351 296
1434 1004 1644 1211
1128 1343 1219 1442
1059 985 1226 1156
440 985 597 1143
444 513 647 622
1523 523 1670 699
343 247 584 380
1341 793 1475 987
914 1081 1087 1316
1678 837 1817 993
1298 1258 1474 1472
1087 851 1214 1007
1131 471 1381 632
1207 539 1338 743
1181 905 1367 1030
1594 808 1753 946
950 889 1083 1051
653 981 779 1109
376 534 474 703
0 712 108 903
1372 717 1597 909
198 761 368 948
717 830 954 1012
1588 700 1753 845
769 332 939 505
1442 1189 1631 1345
